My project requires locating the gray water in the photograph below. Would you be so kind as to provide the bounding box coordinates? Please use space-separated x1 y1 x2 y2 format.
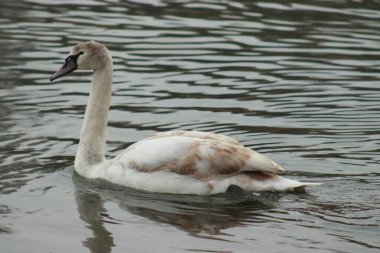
0 0 379 252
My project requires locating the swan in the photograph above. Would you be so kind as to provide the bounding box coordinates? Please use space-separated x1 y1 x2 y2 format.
50 41 318 195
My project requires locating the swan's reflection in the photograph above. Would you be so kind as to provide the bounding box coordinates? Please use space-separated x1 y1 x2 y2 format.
74 180 115 253
73 173 277 252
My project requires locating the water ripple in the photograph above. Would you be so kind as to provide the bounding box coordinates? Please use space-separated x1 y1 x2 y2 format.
1 0 380 252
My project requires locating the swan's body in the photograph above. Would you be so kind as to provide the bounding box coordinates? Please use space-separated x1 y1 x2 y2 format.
50 41 318 195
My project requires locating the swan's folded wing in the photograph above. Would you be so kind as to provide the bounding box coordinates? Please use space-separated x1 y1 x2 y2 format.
115 134 283 180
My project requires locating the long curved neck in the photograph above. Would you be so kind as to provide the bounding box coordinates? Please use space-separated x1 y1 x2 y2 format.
75 62 113 172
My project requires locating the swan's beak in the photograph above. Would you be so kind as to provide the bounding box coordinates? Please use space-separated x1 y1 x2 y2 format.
50 55 78 81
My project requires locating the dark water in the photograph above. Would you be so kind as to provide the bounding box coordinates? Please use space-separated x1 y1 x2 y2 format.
0 0 379 252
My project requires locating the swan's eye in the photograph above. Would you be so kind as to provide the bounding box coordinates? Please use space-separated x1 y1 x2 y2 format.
68 51 84 64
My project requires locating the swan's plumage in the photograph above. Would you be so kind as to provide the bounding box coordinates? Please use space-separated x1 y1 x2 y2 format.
50 41 318 195
116 130 283 177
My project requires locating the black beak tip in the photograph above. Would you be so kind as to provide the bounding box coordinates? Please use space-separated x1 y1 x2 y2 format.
50 74 59 82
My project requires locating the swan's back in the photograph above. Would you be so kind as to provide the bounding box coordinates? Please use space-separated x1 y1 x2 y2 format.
115 130 283 179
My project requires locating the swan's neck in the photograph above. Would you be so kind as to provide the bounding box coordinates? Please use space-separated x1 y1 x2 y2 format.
74 62 113 173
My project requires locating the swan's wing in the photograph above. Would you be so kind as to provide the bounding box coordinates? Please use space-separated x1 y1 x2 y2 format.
115 131 283 180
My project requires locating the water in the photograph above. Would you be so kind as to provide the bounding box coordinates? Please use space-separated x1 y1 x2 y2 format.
0 0 379 252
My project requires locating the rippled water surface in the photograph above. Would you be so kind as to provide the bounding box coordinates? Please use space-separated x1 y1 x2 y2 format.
1 0 380 252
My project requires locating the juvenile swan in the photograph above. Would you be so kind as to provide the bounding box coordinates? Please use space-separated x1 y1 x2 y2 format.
50 41 317 195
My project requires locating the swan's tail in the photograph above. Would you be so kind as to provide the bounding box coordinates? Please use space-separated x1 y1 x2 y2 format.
285 180 321 191
223 172 321 192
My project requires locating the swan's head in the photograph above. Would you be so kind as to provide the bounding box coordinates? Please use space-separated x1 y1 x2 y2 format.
50 41 111 81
